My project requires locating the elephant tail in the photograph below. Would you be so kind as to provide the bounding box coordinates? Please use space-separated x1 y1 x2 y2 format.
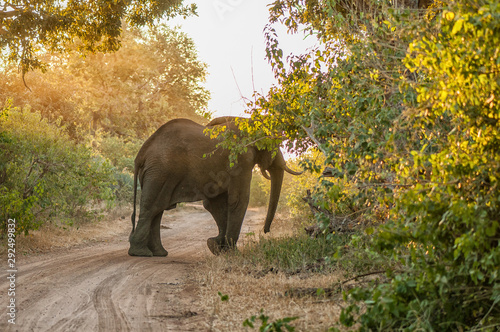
131 167 139 233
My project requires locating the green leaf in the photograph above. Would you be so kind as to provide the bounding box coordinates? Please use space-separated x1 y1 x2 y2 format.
217 291 229 302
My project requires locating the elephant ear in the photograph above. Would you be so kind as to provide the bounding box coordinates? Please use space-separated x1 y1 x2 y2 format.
256 151 270 170
207 116 239 127
256 148 280 171
206 117 244 136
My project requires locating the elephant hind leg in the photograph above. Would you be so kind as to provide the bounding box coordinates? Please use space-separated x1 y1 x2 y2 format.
148 211 168 257
129 211 155 256
129 177 173 257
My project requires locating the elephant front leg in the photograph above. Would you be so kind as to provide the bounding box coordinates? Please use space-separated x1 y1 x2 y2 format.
147 211 168 257
204 195 230 255
224 173 252 251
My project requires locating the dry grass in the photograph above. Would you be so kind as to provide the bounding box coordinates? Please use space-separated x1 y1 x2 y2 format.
3 205 131 256
197 259 345 331
195 215 347 332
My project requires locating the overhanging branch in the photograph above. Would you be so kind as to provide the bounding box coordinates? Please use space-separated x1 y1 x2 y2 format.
0 10 20 19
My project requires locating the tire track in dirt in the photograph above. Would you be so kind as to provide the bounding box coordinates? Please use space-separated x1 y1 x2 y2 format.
5 249 128 323
0 206 266 332
93 273 132 332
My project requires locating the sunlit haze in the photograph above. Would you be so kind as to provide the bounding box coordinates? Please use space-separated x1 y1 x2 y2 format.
169 0 318 118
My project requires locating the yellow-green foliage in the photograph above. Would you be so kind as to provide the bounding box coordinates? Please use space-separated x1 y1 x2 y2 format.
212 0 500 330
281 155 319 219
0 24 209 141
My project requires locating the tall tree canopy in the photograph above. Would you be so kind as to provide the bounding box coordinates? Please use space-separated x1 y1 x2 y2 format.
0 24 209 139
0 0 195 75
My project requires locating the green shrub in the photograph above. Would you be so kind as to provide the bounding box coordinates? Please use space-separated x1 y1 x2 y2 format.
213 0 499 330
97 134 142 202
111 170 135 203
0 103 116 235
339 0 500 330
98 135 141 173
232 231 394 277
243 309 298 332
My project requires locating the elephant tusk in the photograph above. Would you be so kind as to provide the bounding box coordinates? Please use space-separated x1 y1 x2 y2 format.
284 165 303 176
261 168 271 180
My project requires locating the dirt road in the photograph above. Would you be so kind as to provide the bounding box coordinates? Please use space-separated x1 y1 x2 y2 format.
0 205 264 331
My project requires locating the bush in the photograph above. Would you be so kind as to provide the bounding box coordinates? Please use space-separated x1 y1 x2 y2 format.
335 0 500 330
98 135 141 173
97 134 142 202
213 0 499 330
0 103 116 235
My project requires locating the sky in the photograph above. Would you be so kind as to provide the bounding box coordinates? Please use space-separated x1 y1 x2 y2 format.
169 0 317 118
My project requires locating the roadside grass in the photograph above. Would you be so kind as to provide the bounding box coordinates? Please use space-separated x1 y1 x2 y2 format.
237 232 347 274
197 215 395 331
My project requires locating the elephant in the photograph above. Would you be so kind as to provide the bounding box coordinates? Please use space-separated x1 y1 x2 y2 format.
128 116 301 257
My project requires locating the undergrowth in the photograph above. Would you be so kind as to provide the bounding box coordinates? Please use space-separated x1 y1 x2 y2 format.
230 231 396 278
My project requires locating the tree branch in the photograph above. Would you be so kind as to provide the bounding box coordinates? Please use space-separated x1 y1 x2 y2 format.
301 124 329 156
0 10 20 19
0 3 34 19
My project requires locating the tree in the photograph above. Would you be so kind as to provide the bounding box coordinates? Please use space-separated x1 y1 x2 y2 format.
0 0 195 78
0 23 209 140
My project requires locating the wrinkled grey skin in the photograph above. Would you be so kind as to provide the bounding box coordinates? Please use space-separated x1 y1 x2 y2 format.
128 117 301 257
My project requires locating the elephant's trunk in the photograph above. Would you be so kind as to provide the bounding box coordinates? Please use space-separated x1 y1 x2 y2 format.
263 166 284 233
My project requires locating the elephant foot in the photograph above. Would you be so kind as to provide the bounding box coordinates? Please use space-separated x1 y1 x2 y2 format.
150 247 168 257
207 237 231 255
147 239 168 257
128 246 153 257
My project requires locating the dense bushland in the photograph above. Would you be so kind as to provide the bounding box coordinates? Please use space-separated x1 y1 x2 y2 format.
215 0 500 330
0 104 115 235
